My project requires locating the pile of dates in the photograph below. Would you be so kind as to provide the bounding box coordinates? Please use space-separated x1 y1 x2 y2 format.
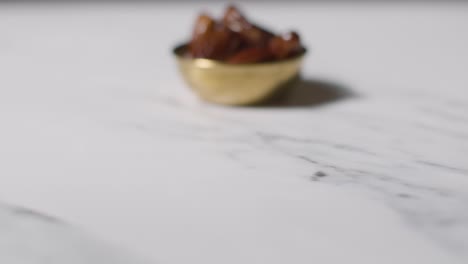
187 5 305 64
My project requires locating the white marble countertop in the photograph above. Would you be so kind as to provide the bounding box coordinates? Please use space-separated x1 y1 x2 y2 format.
0 202 151 264
1 2 467 264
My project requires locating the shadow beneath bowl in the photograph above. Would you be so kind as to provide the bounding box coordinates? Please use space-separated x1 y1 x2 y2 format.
258 76 356 108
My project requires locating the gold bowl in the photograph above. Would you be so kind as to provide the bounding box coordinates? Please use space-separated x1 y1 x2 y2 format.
173 44 307 106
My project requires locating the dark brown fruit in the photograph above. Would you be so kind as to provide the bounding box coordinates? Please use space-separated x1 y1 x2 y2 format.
222 5 274 48
186 5 304 63
192 14 216 38
227 47 274 64
189 15 243 60
268 31 302 59
222 5 251 32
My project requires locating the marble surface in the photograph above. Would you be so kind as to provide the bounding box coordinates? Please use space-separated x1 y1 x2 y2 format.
0 203 150 264
0 2 467 264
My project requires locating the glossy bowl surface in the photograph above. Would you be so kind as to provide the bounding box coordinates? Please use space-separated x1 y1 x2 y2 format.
173 44 307 106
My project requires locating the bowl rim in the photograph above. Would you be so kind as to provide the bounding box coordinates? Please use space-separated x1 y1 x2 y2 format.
172 43 307 66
